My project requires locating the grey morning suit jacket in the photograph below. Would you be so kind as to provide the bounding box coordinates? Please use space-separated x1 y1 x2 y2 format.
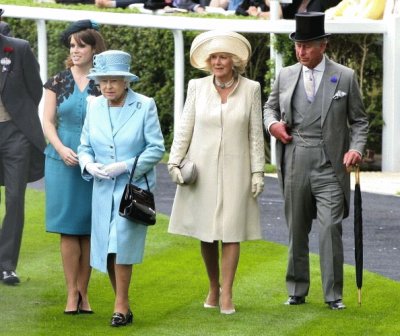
264 56 369 218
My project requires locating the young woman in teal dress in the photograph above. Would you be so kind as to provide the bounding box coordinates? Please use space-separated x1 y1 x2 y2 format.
42 20 106 314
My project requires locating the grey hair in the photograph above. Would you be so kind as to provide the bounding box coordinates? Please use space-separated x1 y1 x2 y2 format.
295 38 329 47
94 76 131 85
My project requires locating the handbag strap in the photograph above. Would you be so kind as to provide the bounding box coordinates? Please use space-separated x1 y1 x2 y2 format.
128 154 150 191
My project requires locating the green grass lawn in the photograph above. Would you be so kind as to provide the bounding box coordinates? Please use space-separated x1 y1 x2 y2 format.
1 189 400 335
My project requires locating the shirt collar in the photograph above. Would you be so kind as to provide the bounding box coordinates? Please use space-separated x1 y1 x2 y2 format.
303 56 326 74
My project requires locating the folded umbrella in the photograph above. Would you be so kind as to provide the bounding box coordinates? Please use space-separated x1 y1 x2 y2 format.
354 165 363 306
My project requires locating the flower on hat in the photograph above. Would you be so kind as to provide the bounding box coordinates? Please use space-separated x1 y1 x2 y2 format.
92 55 107 72
1 46 13 72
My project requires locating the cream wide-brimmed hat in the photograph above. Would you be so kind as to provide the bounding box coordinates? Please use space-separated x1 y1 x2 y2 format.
190 30 252 71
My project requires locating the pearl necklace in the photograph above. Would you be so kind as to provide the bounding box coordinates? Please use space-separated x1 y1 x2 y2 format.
214 76 235 89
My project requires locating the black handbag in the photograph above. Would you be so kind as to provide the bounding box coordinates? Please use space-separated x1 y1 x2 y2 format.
119 156 156 226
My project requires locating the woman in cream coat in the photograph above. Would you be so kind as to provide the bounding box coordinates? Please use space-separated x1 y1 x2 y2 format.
168 31 265 314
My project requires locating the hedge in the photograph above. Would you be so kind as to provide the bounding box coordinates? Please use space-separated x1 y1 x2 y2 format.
5 16 382 158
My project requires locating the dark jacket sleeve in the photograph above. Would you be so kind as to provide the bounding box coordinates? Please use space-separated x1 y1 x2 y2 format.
21 41 43 106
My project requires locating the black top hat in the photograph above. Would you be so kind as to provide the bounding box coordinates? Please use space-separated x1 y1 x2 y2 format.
289 12 331 42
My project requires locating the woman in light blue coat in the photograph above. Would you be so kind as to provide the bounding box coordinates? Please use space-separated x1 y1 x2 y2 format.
78 50 165 327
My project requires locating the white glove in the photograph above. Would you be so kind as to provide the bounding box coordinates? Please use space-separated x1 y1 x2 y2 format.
251 172 264 198
168 164 184 185
85 162 110 180
102 161 128 178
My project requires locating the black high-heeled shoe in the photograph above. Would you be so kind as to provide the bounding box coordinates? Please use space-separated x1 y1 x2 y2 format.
78 292 94 314
64 293 82 315
110 309 133 327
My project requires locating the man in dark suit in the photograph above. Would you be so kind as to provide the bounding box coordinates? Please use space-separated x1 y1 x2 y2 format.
0 8 46 285
264 12 368 309
281 0 341 19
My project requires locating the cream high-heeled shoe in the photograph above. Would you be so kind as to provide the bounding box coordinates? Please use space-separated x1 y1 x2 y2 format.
220 307 236 315
219 289 235 314
203 302 218 309
203 288 221 308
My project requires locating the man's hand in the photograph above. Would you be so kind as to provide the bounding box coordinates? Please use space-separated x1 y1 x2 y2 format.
269 122 293 144
343 150 362 169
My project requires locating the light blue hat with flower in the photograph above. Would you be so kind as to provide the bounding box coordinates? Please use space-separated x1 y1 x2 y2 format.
87 50 139 82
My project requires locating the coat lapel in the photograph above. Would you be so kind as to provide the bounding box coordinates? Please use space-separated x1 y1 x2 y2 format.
321 57 340 127
0 36 8 94
97 97 114 139
283 63 302 125
112 90 139 136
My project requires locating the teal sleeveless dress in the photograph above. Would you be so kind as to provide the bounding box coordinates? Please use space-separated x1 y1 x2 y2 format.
44 69 100 235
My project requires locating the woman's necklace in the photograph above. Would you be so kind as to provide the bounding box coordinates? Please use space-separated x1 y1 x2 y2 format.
214 76 235 89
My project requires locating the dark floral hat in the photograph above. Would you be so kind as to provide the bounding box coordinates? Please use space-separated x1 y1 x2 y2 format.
60 19 100 48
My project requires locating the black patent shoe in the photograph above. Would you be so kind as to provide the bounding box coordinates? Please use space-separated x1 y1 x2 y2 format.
285 296 306 305
327 299 346 310
64 293 82 315
78 292 94 314
110 310 133 327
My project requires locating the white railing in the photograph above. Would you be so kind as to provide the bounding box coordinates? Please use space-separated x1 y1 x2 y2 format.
2 4 399 172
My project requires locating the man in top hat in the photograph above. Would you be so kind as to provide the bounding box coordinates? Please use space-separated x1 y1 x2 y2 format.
264 12 368 309
0 8 46 285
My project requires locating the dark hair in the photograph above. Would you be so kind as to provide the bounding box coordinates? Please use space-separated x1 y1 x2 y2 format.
65 29 106 68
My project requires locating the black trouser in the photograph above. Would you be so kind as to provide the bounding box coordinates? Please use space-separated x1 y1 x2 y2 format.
0 121 31 272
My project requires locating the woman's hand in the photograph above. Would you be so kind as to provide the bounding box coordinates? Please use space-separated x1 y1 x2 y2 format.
102 162 128 178
85 162 110 180
59 146 79 166
251 172 264 198
168 164 184 185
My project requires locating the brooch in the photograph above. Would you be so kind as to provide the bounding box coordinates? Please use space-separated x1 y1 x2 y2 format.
1 46 13 72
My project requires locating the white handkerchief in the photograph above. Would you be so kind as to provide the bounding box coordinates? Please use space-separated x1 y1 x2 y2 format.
333 90 347 100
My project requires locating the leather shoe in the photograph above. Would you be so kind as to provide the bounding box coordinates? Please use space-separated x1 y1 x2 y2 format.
285 296 305 305
2 270 20 285
327 299 346 310
64 293 81 315
110 309 133 327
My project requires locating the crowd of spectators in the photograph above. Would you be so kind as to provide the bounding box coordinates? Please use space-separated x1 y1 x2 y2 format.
54 0 341 17
52 0 386 20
